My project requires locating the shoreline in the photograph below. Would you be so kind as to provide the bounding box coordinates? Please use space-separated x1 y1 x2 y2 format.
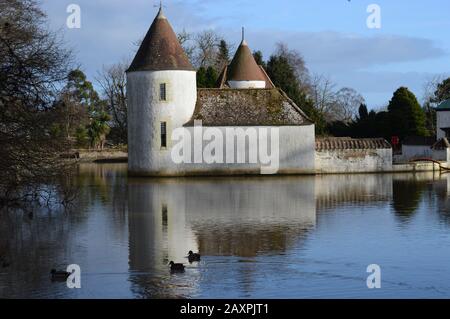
74 150 449 175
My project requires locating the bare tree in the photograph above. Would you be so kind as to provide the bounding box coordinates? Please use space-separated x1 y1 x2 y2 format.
0 0 74 209
334 87 365 122
177 29 195 64
194 30 220 68
310 74 338 121
96 62 128 144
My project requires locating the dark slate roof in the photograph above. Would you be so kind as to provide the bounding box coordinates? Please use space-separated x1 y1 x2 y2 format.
316 137 391 151
436 99 450 111
226 41 267 82
402 136 435 146
216 65 275 89
431 138 450 150
184 88 313 126
127 8 194 72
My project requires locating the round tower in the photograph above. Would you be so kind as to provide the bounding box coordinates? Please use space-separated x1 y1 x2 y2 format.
127 7 197 176
226 30 266 89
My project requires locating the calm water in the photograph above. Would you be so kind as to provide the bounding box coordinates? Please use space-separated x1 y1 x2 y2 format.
1 164 450 299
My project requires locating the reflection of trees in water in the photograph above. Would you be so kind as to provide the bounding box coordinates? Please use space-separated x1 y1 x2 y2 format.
431 178 450 225
74 164 128 234
0 163 129 298
0 206 81 298
315 174 392 211
391 179 430 222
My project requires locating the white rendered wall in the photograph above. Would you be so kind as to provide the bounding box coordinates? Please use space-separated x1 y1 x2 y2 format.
127 70 197 176
401 145 432 160
437 111 450 140
129 124 316 176
228 80 266 89
315 149 392 174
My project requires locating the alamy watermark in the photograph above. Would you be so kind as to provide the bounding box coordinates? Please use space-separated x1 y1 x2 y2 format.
67 264 81 289
367 4 381 29
171 120 280 174
66 4 81 29
366 264 381 289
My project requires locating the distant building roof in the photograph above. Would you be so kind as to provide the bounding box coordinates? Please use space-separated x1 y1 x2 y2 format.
316 137 391 151
436 99 450 111
127 8 194 72
184 88 313 126
226 40 267 82
402 136 435 146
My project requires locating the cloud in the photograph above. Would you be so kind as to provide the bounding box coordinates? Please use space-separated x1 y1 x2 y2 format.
246 30 446 72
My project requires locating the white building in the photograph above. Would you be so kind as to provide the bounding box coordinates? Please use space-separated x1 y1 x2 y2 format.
436 99 450 140
127 8 316 176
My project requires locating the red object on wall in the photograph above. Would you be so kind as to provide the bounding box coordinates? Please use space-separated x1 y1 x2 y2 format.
391 136 399 146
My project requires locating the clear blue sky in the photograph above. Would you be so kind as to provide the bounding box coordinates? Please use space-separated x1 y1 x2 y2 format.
42 0 450 108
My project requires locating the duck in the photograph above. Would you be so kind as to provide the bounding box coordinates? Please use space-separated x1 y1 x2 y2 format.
50 269 71 281
188 251 201 262
169 261 185 272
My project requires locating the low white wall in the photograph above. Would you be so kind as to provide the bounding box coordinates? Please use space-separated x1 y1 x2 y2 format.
401 145 432 160
315 149 392 174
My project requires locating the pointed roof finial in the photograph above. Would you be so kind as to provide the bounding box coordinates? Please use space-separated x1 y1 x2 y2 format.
155 1 166 19
241 27 247 45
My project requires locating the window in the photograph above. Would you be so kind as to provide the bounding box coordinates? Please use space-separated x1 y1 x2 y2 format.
159 83 166 101
161 122 167 148
162 204 168 228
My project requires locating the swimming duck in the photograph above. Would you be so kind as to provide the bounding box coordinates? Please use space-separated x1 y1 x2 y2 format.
50 269 70 281
188 251 201 262
169 261 185 272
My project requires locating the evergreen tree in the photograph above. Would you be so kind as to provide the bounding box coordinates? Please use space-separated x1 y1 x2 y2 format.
197 67 207 88
216 39 230 70
387 87 427 139
253 50 266 69
358 103 369 120
197 66 218 88
205 66 218 87
266 55 326 134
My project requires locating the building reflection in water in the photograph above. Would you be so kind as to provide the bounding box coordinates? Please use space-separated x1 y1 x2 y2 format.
127 176 316 297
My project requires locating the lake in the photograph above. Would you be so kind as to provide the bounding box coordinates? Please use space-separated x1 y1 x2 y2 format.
1 163 450 299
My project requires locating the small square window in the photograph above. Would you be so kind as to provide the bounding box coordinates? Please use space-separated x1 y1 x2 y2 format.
160 83 166 101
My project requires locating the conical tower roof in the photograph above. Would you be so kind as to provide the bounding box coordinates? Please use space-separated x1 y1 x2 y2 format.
227 38 266 82
127 8 195 72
